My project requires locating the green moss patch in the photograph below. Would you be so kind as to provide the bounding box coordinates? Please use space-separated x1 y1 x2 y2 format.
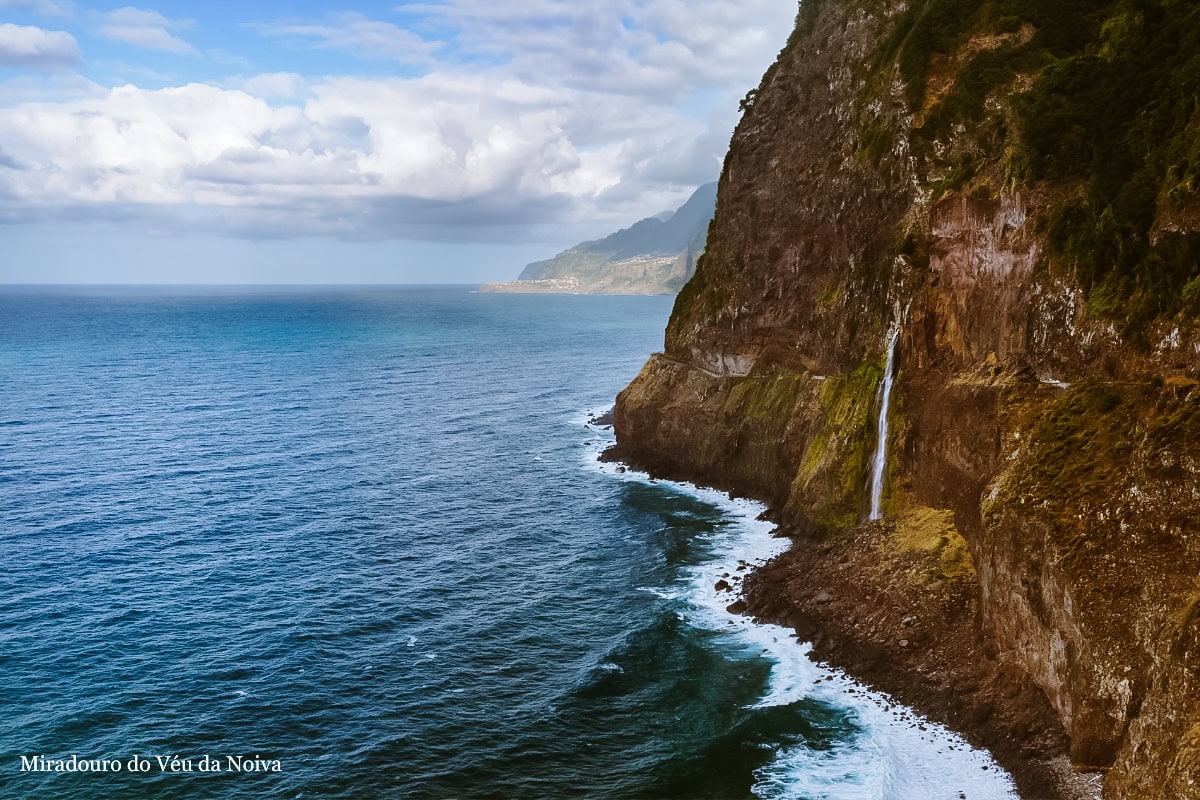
878 0 1200 344
981 381 1140 578
889 506 977 582
727 374 810 421
787 361 886 528
1023 381 1136 509
1148 385 1200 441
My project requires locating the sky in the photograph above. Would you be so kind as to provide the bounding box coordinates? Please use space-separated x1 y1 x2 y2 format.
0 0 797 283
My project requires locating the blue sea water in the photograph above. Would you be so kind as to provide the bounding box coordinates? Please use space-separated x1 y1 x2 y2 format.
0 286 1018 800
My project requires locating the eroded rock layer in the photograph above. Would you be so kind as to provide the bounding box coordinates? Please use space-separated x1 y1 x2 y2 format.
608 1 1200 797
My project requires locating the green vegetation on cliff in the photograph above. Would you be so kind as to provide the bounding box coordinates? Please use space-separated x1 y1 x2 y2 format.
890 506 976 583
1021 382 1135 514
884 0 1200 344
785 362 885 528
615 1 1200 791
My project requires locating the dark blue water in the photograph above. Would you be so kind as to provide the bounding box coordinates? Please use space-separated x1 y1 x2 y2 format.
0 287 1017 800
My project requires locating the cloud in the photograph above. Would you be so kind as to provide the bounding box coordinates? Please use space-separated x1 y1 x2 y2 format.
230 72 306 99
0 0 73 19
0 1 794 242
98 7 197 56
206 48 253 69
0 73 730 239
395 0 797 100
0 78 598 237
0 72 103 104
253 12 437 64
0 23 79 70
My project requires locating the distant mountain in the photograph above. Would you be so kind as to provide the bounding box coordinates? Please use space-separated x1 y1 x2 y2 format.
481 182 717 295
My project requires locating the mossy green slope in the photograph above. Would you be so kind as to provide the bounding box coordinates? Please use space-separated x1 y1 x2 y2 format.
885 0 1200 345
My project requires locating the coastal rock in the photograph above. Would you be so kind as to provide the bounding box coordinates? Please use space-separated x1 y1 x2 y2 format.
608 1 1200 797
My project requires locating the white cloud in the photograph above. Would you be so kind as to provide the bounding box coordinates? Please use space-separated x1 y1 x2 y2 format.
232 72 306 99
0 77 638 237
395 0 797 99
206 48 253 69
0 72 730 238
0 23 79 70
0 1 795 241
0 0 73 19
98 7 198 56
253 12 437 64
0 72 102 104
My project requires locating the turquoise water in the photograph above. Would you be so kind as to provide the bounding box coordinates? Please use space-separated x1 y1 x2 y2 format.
0 286 1016 799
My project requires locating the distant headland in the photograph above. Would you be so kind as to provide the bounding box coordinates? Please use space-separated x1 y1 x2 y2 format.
481 182 716 295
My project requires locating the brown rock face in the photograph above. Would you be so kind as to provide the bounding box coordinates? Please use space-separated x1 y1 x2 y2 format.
608 2 1200 798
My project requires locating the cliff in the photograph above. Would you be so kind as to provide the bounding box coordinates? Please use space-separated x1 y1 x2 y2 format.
481 182 716 295
607 1 1200 797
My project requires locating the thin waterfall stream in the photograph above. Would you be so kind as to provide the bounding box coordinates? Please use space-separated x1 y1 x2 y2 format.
869 329 899 521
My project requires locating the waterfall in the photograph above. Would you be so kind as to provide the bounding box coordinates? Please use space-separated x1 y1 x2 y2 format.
869 329 899 521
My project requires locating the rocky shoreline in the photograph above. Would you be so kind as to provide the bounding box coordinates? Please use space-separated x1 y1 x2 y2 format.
740 520 1102 800
599 0 1200 792
602 438 1099 800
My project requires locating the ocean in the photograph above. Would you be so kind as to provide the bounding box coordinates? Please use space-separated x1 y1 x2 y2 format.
0 286 1017 799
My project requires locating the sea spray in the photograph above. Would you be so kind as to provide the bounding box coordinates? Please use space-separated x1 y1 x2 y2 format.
582 410 1018 800
869 329 899 521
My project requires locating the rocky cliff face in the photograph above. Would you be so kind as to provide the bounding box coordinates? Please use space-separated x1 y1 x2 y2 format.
608 1 1200 797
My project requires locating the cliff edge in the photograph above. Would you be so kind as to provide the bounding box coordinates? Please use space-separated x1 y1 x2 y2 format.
608 1 1200 797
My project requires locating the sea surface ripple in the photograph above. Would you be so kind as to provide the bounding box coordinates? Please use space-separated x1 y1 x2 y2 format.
1 286 1014 799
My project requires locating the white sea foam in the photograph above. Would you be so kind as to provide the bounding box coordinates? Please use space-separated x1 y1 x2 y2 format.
580 414 1018 800
636 586 684 601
